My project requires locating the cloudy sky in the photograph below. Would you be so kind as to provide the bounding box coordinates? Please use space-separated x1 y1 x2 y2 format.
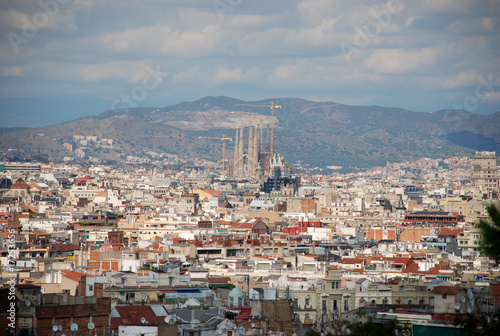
1 0 500 125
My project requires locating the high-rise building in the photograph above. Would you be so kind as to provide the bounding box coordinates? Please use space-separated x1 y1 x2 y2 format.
472 151 499 199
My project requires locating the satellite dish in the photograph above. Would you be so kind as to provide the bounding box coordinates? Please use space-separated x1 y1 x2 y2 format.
217 330 223 335
454 303 461 311
53 326 59 332
88 322 95 330
466 307 472 313
251 323 255 328
165 316 171 323
467 289 474 299
172 314 177 322
70 323 78 332
141 317 147 324
25 300 31 307
461 296 466 303
58 326 62 331
239 326 246 335
486 316 491 323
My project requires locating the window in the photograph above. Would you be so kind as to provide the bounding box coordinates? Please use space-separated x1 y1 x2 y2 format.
442 294 447 299
322 299 327 311
333 300 338 311
293 298 298 308
344 299 349 311
305 298 310 308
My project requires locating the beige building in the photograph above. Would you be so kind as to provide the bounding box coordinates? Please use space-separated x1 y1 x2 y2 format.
432 286 473 314
440 195 484 223
458 226 482 256
387 277 433 306
291 288 317 327
315 271 355 332
472 151 499 199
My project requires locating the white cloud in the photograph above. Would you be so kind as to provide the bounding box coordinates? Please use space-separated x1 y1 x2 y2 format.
0 6 77 31
28 60 157 84
212 67 261 85
171 67 201 84
100 24 227 58
404 16 423 28
485 91 500 103
441 71 482 89
361 45 450 74
0 66 22 77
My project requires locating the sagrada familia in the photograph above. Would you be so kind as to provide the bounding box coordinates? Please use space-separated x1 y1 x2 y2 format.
230 122 287 180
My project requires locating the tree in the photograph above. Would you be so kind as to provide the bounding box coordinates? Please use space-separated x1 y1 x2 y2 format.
479 203 500 265
454 312 500 336
343 319 400 336
453 203 500 335
304 330 321 336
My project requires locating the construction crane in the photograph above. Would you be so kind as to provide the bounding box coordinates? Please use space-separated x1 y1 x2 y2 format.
230 109 254 126
235 102 282 154
205 158 225 181
198 135 232 174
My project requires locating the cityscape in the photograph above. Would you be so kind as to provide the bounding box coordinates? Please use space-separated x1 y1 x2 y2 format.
1 1 500 336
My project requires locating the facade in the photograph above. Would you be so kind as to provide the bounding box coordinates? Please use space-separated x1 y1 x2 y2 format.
457 226 483 256
315 271 355 332
472 151 499 199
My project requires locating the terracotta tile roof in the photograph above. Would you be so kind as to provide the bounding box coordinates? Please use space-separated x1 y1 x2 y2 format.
11 178 30 189
202 189 223 197
425 264 452 275
51 244 79 252
60 270 87 282
402 263 419 273
438 228 464 238
111 305 167 329
338 257 364 264
432 286 464 294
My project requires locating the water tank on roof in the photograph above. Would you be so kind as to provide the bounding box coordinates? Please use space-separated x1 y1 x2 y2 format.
228 287 245 307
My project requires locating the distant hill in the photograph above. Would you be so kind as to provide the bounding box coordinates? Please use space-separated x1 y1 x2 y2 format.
1 96 499 170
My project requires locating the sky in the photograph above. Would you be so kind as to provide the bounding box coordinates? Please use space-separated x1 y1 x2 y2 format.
1 0 500 127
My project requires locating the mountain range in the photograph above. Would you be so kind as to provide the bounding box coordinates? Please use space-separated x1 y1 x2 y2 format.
1 96 499 171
